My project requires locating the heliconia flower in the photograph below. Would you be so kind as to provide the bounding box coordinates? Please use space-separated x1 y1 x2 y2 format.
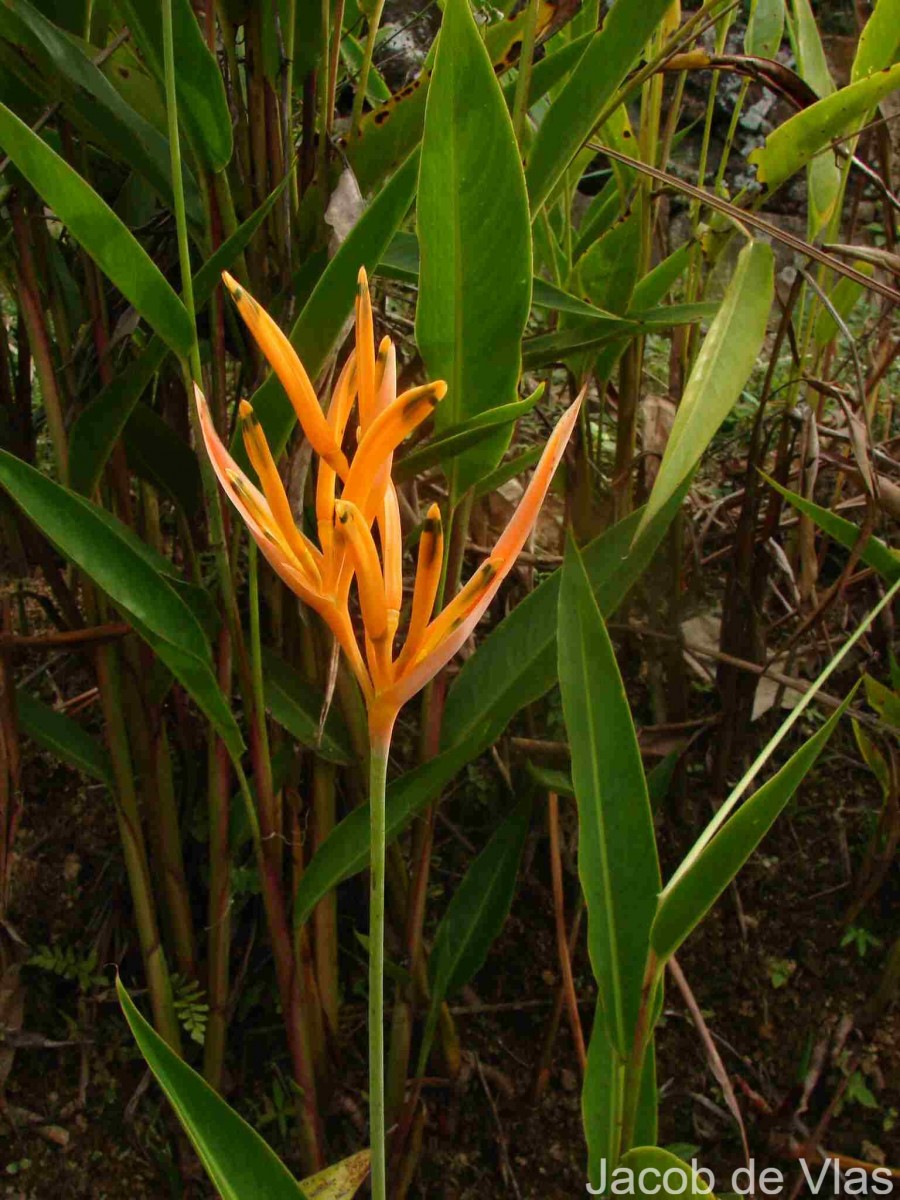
196 267 581 751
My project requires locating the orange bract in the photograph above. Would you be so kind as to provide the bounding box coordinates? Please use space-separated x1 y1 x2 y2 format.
196 267 581 745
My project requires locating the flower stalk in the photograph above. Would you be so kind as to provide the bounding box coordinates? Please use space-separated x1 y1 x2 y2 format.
197 267 581 1193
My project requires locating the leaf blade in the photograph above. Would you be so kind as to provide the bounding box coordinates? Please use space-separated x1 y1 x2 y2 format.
118 978 311 1199
416 0 532 494
558 538 659 1053
0 101 193 357
635 242 773 541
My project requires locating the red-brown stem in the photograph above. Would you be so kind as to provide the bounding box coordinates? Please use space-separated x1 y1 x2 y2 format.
95 641 182 1051
290 799 329 1088
0 623 22 916
531 896 585 1103
312 760 339 1038
10 198 68 483
260 844 325 1171
618 951 660 1157
547 792 587 1070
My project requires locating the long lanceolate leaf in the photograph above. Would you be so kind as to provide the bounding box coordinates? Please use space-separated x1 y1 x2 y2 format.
240 151 420 464
118 979 312 1200
115 0 232 171
0 0 200 222
525 0 674 213
635 242 774 541
557 538 659 1056
651 693 853 963
0 454 243 758
657 575 900 958
749 62 900 190
0 102 194 357
68 176 290 497
293 496 686 927
762 474 900 583
416 0 532 496
16 691 113 787
419 796 533 1066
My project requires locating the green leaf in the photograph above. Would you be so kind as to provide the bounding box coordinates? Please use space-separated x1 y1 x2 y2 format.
16 691 112 786
0 0 201 223
577 209 641 314
651 694 852 963
617 1146 719 1198
583 1017 621 1189
558 538 659 1053
261 648 354 765
419 797 532 1064
379 230 621 321
346 3 557 195
430 795 532 999
522 304 718 370
635 242 773 541
121 404 202 513
528 751 677 813
416 0 532 495
295 491 687 927
243 151 419 464
0 101 194 357
502 29 595 114
393 388 542 483
294 733 482 926
745 0 785 58
761 473 900 583
852 0 900 81
525 0 674 212
443 486 689 753
789 0 835 97
472 445 542 500
749 64 900 190
0 453 242 758
69 176 286 496
864 674 900 729
114 0 232 170
117 978 311 1199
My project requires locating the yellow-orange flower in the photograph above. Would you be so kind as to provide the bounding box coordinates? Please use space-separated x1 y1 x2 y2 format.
196 268 580 749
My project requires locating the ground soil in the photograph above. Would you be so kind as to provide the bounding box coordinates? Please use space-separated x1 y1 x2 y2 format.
1 645 897 1199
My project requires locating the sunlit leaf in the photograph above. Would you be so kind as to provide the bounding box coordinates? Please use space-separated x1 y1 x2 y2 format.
635 242 773 541
416 0 532 495
115 0 232 170
750 64 900 191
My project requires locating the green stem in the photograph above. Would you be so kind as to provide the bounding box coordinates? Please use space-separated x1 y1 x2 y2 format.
162 0 203 389
511 0 541 147
350 0 386 137
10 200 68 484
368 733 390 1200
203 627 233 1089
